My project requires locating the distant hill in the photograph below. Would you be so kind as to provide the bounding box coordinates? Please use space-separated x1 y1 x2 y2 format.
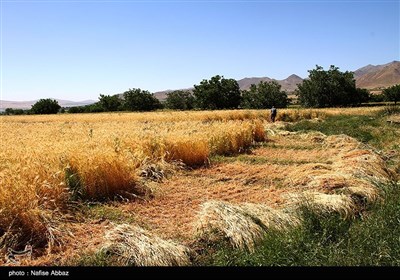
354 61 400 89
0 99 96 110
153 88 194 101
237 74 303 92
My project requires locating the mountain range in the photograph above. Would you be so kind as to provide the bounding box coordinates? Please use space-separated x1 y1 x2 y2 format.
354 61 400 89
1 61 399 109
0 99 96 111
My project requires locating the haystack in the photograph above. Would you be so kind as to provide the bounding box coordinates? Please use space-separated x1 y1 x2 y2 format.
102 224 191 266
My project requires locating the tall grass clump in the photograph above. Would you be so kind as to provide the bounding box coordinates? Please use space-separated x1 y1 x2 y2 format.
66 154 141 201
164 138 210 167
376 105 400 117
0 156 67 248
137 120 266 167
277 109 326 122
208 121 265 156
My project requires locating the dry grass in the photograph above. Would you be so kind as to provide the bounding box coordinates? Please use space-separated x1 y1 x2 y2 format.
0 108 394 264
240 203 301 230
102 223 191 266
387 114 400 123
194 201 268 251
66 153 141 200
0 111 268 248
124 127 391 251
288 191 356 218
194 200 300 252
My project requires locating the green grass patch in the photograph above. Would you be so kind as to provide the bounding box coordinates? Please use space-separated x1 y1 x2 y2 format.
260 142 318 150
286 114 379 143
68 250 113 266
286 113 400 151
212 154 329 165
81 204 136 224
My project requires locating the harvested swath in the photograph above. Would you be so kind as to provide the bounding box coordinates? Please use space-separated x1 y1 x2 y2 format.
387 114 400 124
346 185 380 205
240 203 301 230
287 133 389 195
306 173 379 204
294 191 356 218
306 173 349 190
102 224 191 266
324 134 360 149
283 163 333 187
323 134 392 183
300 131 327 143
337 149 394 183
194 200 302 251
194 201 265 252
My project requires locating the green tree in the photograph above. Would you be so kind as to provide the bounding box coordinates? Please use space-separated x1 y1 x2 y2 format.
4 108 13 115
165 90 195 110
4 108 25 115
369 93 385 103
296 65 363 108
123 88 162 111
193 75 241 110
31 99 61 114
241 81 289 109
383 84 400 105
68 106 85 113
99 94 122 111
84 103 104 113
356 88 371 104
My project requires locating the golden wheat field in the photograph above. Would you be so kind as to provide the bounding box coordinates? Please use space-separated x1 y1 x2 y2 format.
0 108 394 265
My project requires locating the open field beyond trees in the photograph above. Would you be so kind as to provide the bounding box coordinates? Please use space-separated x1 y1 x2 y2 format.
0 107 399 266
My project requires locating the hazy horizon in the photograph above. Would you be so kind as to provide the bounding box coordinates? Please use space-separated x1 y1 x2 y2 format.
1 0 399 102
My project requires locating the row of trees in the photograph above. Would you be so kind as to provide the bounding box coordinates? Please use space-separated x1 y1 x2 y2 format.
67 76 288 114
67 89 162 113
166 75 289 111
3 65 400 115
383 84 400 105
4 98 63 115
164 66 398 110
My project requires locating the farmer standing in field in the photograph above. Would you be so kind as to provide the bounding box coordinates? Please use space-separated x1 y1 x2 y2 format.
271 106 277 122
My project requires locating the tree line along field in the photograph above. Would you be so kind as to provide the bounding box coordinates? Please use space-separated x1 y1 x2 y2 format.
0 107 398 266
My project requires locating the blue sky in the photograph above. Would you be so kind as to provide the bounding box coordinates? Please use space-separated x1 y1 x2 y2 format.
1 0 399 101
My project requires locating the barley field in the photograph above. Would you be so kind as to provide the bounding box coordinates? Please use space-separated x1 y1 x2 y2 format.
0 107 397 265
